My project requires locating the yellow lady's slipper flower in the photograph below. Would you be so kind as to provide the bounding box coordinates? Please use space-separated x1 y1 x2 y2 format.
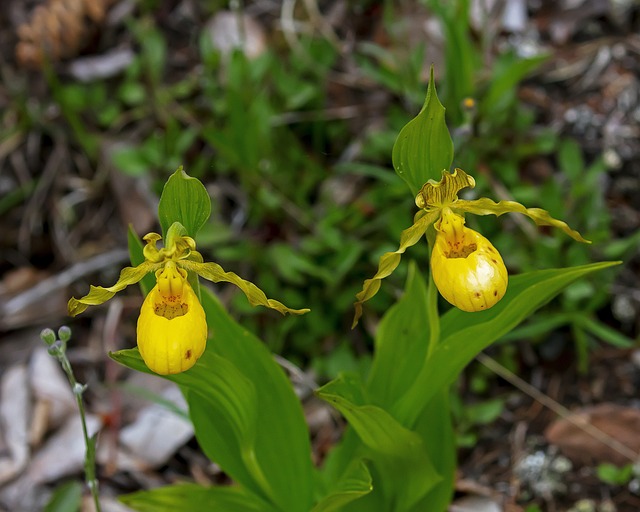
69 222 309 374
137 262 207 374
431 207 507 312
353 168 589 325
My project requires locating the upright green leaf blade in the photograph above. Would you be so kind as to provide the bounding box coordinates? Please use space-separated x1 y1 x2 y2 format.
366 262 431 409
158 167 211 238
112 287 315 512
408 391 456 512
392 68 454 195
318 374 440 511
394 261 620 425
310 460 373 512
121 483 278 512
43 481 82 512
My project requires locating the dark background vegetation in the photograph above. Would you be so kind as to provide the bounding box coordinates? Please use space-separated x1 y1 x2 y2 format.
1 0 639 510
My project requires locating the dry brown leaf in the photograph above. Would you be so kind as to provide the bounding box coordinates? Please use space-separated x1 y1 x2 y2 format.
545 403 640 466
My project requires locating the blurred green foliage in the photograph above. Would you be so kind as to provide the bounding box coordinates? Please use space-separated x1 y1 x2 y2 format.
5 0 634 379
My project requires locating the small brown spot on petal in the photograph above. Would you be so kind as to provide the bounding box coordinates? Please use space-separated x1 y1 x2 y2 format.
494 290 498 296
185 350 192 359
474 292 481 298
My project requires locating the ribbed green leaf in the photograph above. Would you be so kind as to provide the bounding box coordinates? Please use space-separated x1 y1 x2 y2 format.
310 460 372 512
43 481 82 512
394 261 620 425
158 167 211 238
366 262 432 409
120 484 277 512
392 68 453 195
408 391 456 512
318 374 440 511
112 287 314 512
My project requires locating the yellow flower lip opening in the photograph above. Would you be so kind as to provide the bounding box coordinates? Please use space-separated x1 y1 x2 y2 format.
431 209 508 312
138 269 207 375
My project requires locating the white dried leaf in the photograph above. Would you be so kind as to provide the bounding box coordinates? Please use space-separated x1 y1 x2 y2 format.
28 414 101 484
0 365 30 484
29 347 75 428
204 11 266 60
119 385 192 468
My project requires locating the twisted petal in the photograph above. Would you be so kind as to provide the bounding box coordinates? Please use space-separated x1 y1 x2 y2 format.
453 198 590 243
352 210 439 327
178 260 310 316
137 281 207 374
415 168 476 210
68 261 161 316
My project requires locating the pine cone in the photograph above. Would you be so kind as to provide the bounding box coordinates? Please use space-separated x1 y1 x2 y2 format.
15 0 113 69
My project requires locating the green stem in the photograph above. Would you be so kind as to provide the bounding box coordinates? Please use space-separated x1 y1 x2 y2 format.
425 226 440 358
59 356 102 512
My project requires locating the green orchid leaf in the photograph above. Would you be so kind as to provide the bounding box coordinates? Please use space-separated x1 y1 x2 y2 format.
178 260 310 316
393 262 619 426
158 166 211 239
453 197 590 243
408 391 456 512
43 481 83 512
318 373 441 511
353 210 438 327
392 67 454 195
111 349 272 502
366 261 432 410
112 287 315 512
120 483 278 512
310 460 372 512
68 260 159 316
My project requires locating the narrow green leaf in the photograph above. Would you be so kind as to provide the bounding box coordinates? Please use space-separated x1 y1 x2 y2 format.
408 391 456 512
43 481 82 512
318 374 441 510
392 67 454 194
110 349 267 501
482 53 548 115
120 483 277 512
576 316 635 348
158 167 211 238
111 287 315 512
310 460 372 512
127 225 156 296
394 261 620 425
366 262 431 409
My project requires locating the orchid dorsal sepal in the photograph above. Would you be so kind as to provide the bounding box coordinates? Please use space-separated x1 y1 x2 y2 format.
415 168 476 210
352 209 439 328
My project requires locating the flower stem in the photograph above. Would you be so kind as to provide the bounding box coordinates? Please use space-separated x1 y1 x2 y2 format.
42 328 102 512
